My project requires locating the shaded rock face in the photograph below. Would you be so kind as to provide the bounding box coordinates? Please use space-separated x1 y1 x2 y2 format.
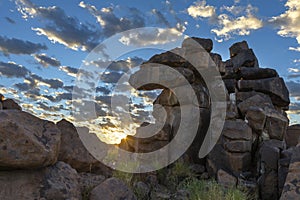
0 110 61 169
285 124 300 148
57 119 106 173
280 145 300 200
0 162 81 200
90 177 137 200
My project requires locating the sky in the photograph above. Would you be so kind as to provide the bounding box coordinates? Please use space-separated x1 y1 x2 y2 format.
0 0 299 143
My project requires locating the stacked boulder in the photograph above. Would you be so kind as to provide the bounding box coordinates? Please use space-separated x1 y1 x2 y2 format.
121 38 299 199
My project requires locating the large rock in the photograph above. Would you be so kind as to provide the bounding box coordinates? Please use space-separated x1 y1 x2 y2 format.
90 177 137 200
235 67 278 80
153 84 210 108
280 146 300 200
285 124 300 148
129 63 194 90
0 162 81 200
237 77 290 107
0 110 61 169
57 119 104 172
265 109 289 140
222 120 252 141
207 143 252 175
258 140 285 199
182 37 213 52
229 41 249 58
231 49 258 69
2 99 21 110
237 94 274 115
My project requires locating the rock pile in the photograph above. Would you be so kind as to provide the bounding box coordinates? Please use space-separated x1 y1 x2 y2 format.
0 96 132 200
120 37 300 199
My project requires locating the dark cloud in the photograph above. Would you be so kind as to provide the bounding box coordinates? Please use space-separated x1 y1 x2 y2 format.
0 61 30 78
30 74 63 89
152 9 171 27
96 86 110 95
79 2 145 37
286 81 300 100
5 17 16 24
0 36 47 56
16 0 100 51
34 54 61 67
101 71 123 83
36 102 65 112
288 74 300 79
59 66 78 77
289 102 300 114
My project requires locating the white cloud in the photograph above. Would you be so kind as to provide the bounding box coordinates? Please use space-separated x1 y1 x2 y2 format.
119 27 184 46
270 0 300 48
187 1 216 19
211 13 263 41
289 47 300 52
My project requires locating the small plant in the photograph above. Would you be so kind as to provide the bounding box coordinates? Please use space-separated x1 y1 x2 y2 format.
81 186 94 200
178 177 250 200
112 170 134 186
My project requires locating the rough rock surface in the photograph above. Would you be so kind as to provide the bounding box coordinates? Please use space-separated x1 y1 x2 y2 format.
285 124 300 148
57 119 105 172
280 145 300 200
90 177 137 200
0 162 81 200
0 110 61 169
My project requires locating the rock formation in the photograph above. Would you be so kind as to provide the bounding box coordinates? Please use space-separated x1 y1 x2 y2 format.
0 37 299 200
120 38 300 199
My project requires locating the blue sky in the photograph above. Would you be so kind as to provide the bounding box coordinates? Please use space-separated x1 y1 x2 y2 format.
0 0 299 142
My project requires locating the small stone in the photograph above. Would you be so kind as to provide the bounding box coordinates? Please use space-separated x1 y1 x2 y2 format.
90 177 137 200
217 169 237 187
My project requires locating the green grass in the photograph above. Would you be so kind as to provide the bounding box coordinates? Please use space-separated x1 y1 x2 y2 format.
179 178 249 200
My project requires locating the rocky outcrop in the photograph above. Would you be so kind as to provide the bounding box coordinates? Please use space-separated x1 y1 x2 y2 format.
120 37 296 199
0 110 61 169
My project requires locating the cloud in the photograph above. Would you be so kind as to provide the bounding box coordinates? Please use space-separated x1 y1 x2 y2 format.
119 27 184 46
79 1 145 38
289 47 300 52
152 9 171 27
288 102 300 114
187 1 216 19
30 74 64 89
59 66 78 77
269 0 300 49
0 61 30 78
34 53 61 67
286 81 300 100
16 0 100 51
0 35 47 56
211 5 263 41
288 68 300 79
5 17 16 24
